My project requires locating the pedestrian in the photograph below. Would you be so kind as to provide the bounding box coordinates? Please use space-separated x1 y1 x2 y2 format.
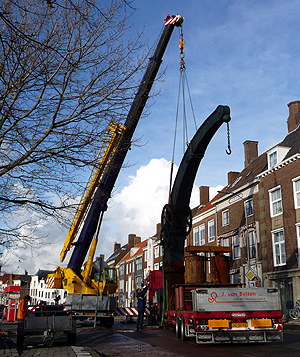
17 295 30 348
135 282 148 331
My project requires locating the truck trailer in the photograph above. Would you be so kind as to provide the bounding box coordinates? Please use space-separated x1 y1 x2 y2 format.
150 105 283 343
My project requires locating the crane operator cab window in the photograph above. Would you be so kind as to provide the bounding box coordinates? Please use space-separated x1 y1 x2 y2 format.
104 268 117 285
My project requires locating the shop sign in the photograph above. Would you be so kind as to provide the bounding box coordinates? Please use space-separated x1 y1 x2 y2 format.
9 292 20 299
269 274 288 280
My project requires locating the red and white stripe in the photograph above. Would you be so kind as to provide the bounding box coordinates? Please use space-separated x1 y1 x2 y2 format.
164 14 181 25
46 277 55 288
115 307 150 316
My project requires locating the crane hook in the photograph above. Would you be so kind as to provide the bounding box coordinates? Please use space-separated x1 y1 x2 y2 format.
226 122 232 155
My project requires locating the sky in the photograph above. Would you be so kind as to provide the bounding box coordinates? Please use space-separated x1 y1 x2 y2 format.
3 0 300 275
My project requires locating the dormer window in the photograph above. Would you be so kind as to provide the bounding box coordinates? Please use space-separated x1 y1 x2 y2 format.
269 151 277 168
267 145 290 170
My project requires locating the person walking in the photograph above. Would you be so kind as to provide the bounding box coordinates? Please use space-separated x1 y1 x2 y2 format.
17 295 31 347
135 282 148 331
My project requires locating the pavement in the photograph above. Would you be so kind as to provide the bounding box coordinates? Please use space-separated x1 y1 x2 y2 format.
0 318 299 357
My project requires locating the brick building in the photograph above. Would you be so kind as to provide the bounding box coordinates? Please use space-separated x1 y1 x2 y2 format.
114 226 162 308
188 100 300 317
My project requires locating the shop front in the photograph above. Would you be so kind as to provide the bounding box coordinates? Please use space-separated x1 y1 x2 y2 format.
3 286 20 322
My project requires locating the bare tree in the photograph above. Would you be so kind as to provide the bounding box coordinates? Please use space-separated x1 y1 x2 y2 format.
0 0 148 249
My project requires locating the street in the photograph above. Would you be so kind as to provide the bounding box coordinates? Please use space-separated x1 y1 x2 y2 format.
1 318 300 356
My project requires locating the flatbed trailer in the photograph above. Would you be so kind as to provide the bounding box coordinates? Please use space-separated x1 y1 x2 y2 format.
17 304 76 347
165 285 283 344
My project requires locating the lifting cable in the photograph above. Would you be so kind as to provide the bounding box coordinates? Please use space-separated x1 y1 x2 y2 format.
162 27 198 326
168 28 197 202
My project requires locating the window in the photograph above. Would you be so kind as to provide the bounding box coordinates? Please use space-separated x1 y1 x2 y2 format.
293 177 300 209
125 281 128 293
272 230 286 266
199 224 205 245
232 235 241 259
269 151 277 168
144 250 147 262
193 226 199 245
154 263 159 270
230 271 241 284
119 264 124 280
297 224 300 267
143 269 147 279
222 210 229 226
245 199 253 216
248 231 256 259
208 220 215 242
269 187 283 217
154 246 160 258
136 257 142 276
126 264 128 274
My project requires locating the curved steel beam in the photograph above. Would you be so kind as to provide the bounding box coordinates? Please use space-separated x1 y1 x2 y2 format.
163 104 231 266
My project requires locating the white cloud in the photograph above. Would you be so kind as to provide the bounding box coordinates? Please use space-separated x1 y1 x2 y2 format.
1 158 225 275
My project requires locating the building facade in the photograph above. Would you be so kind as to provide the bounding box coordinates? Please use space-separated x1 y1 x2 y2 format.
187 100 300 317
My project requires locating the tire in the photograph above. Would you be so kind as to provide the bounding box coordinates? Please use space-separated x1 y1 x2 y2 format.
67 332 77 345
100 316 114 327
289 309 299 320
17 334 24 348
175 318 181 339
181 318 186 341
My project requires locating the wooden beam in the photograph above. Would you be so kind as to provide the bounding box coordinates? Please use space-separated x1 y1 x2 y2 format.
185 245 232 253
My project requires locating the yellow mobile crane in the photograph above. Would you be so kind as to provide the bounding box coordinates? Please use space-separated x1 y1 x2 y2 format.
47 14 184 326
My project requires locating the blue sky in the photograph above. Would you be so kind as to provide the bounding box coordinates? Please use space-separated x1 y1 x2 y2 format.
120 0 300 185
5 0 300 274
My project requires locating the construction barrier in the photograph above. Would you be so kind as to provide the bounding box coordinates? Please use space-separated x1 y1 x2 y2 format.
115 307 150 316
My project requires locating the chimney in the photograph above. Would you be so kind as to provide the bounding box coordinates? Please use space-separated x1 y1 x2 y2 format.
228 171 240 185
287 101 300 133
128 234 141 248
199 186 209 206
114 242 121 252
156 223 161 234
243 140 258 167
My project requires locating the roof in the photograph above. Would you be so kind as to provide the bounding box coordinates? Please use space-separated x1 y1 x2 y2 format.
224 152 267 193
34 270 53 279
192 186 230 218
215 123 300 196
119 240 147 263
280 125 300 159
106 243 128 263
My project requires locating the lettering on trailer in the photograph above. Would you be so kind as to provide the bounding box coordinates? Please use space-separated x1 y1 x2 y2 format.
194 288 280 312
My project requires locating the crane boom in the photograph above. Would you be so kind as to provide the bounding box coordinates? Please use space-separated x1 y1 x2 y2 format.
67 14 184 276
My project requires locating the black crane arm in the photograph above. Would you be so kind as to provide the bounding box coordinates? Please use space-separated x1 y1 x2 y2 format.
161 105 231 308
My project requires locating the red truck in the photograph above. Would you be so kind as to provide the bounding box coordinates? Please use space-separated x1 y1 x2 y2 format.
150 106 283 344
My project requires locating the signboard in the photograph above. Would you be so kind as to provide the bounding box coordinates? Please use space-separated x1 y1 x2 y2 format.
9 292 20 299
193 288 280 312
